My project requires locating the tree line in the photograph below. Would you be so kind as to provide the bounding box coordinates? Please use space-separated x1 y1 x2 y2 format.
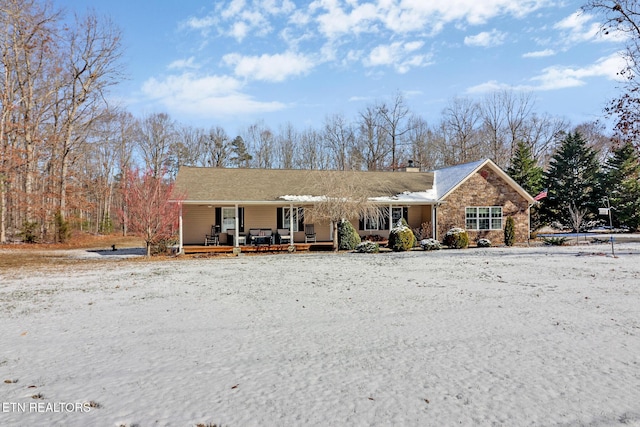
1 0 638 244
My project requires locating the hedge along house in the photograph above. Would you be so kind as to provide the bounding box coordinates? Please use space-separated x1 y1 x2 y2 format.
173 159 534 253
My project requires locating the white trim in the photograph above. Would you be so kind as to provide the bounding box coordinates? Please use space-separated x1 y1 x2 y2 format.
179 204 183 254
234 204 239 247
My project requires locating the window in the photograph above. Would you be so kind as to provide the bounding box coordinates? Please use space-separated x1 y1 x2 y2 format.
277 207 304 232
364 215 381 231
221 207 236 232
391 207 403 225
284 207 303 232
360 207 408 231
466 207 502 230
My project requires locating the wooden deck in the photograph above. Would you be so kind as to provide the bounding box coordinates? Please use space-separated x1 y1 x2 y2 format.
182 242 334 255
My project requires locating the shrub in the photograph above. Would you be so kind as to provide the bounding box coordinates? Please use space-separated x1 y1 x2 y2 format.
152 236 178 255
355 241 379 253
477 238 491 248
388 220 416 251
413 221 432 240
542 236 568 246
338 219 361 250
504 216 515 247
55 211 71 243
420 238 441 251
443 227 469 249
19 221 39 243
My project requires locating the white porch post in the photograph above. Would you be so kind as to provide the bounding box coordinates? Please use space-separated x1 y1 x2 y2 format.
234 204 240 247
389 204 393 231
179 203 183 254
289 204 294 242
432 204 438 240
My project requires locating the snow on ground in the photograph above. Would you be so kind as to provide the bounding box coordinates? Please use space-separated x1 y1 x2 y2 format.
1 244 640 427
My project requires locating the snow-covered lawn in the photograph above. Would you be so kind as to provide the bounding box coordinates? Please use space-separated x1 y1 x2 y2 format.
1 244 639 427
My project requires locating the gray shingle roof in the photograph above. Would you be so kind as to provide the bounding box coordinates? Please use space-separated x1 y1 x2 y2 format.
432 159 486 200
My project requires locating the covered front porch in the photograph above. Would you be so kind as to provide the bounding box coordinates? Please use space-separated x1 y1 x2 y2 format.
177 202 436 254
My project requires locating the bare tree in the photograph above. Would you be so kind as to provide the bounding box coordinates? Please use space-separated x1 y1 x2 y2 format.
305 171 385 250
136 112 176 178
173 124 206 168
407 115 440 170
276 122 298 169
584 0 640 145
244 120 275 168
479 91 509 167
296 127 328 170
323 113 356 170
441 97 482 164
356 105 389 170
3 0 61 228
51 10 123 229
203 125 231 168
377 91 413 170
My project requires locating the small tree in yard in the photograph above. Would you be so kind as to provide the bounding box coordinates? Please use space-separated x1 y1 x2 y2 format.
120 168 182 257
504 216 515 246
338 220 361 250
305 171 385 251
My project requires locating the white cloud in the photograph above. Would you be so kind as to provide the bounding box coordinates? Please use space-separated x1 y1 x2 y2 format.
313 1 379 38
464 29 507 47
466 52 626 94
167 57 199 70
466 80 514 94
381 0 551 33
140 73 286 117
365 41 431 73
553 11 601 45
531 53 626 90
522 49 555 58
221 0 247 19
222 51 316 82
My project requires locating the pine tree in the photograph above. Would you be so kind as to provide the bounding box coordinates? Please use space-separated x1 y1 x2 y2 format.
230 136 252 168
542 132 601 230
602 142 640 231
507 141 544 195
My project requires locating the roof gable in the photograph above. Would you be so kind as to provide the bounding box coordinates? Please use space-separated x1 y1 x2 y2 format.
434 159 535 203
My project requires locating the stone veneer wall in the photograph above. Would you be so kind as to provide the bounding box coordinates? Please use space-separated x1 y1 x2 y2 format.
436 166 530 245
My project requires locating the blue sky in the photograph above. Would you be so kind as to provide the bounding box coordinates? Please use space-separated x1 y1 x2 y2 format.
55 0 626 135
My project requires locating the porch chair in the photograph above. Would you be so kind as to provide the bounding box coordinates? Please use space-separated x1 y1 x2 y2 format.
204 225 220 246
227 229 246 246
277 228 292 245
304 224 316 243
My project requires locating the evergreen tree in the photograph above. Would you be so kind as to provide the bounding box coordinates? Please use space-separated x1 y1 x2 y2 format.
230 136 252 167
602 142 640 231
507 141 544 195
507 141 545 230
541 132 601 230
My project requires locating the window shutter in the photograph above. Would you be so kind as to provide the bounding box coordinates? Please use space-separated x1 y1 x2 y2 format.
297 208 304 231
276 208 283 229
215 208 221 229
403 207 409 222
239 207 245 232
359 216 365 231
